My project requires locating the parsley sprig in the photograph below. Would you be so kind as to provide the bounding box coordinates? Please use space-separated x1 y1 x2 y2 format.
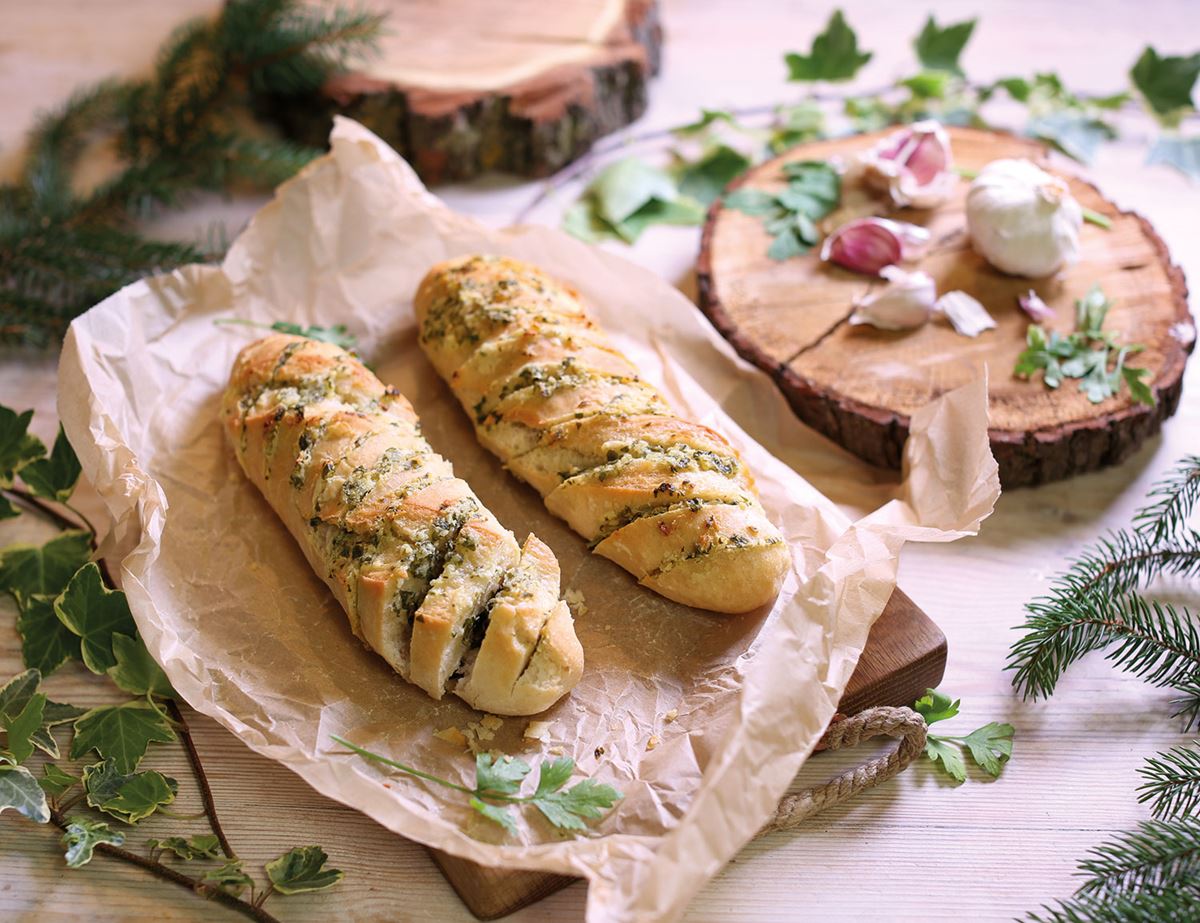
723 160 841 260
914 689 1014 783
215 318 359 354
1014 284 1155 406
333 735 623 835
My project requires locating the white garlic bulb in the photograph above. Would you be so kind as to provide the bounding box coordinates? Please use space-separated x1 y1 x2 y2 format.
966 159 1082 278
850 266 936 331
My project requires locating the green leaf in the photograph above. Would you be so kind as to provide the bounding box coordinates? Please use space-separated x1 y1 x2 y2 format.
1122 365 1156 407
533 778 624 832
961 722 1015 777
148 833 222 860
3 692 46 764
266 845 345 894
924 737 967 783
0 406 46 488
19 426 81 503
62 816 124 868
469 797 517 835
0 495 17 521
723 188 781 216
474 753 530 797
54 562 136 673
768 101 826 153
534 757 575 798
671 108 737 136
767 228 809 261
590 158 678 226
993 76 1032 102
1076 284 1113 335
611 196 706 243
70 701 176 773
267 322 358 353
42 699 86 726
0 669 42 722
39 764 80 799
913 15 976 74
914 688 960 724
1028 112 1116 164
97 769 178 824
204 860 254 895
785 10 872 83
1131 47 1200 119
0 530 93 605
107 633 174 697
1147 134 1200 181
900 71 950 100
676 145 751 206
82 759 130 805
0 763 50 823
17 594 83 675
561 199 615 243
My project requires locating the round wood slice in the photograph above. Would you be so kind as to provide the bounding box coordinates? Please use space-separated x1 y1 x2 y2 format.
697 127 1195 487
270 0 661 184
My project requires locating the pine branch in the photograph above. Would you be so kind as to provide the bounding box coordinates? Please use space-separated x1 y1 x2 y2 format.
1074 818 1200 898
1138 742 1200 818
1135 455 1200 544
1027 884 1200 923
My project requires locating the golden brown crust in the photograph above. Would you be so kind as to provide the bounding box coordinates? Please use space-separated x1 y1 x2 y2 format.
221 333 583 714
415 255 790 614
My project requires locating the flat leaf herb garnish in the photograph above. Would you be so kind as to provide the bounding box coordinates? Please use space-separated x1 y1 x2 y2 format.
724 160 840 260
913 689 1015 784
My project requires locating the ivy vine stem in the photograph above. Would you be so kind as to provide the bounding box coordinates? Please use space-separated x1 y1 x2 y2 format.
2 486 81 532
46 808 281 923
166 698 238 860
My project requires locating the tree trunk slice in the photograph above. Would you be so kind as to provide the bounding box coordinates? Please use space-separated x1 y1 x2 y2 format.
268 0 661 184
696 127 1195 488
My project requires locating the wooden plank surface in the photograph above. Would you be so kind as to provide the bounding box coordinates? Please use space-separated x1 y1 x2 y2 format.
3 1 1200 921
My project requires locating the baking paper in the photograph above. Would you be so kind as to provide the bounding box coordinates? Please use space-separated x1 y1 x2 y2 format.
57 118 999 922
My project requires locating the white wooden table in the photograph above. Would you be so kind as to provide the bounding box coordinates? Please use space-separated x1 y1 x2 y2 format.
2 1 1198 920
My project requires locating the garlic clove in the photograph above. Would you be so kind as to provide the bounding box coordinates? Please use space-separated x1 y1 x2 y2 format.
855 120 955 209
1018 289 1055 323
936 291 997 337
966 158 1083 278
820 217 929 276
850 266 936 331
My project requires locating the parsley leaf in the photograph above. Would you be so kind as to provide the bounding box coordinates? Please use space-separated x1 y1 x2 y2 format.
1130 47 1200 121
914 690 1016 784
0 764 50 822
0 405 46 490
54 563 137 674
785 10 872 83
70 701 176 773
265 845 345 894
0 530 92 606
469 797 517 834
107 633 174 698
961 722 1015 777
148 834 222 860
924 737 968 783
914 688 960 724
475 753 531 797
725 160 839 261
39 764 80 799
18 594 84 675
533 776 623 832
914 15 976 75
19 426 81 503
62 817 124 867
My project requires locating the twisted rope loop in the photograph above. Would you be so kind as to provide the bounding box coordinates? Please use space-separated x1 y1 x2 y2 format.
760 706 927 835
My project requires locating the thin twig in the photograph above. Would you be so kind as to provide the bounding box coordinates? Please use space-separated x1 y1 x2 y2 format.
49 809 280 923
62 500 98 537
3 487 81 532
166 698 237 860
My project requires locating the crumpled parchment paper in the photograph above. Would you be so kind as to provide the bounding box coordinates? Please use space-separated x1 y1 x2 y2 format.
57 118 999 923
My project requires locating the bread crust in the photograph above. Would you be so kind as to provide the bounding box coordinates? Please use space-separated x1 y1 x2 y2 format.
415 255 790 614
222 333 583 714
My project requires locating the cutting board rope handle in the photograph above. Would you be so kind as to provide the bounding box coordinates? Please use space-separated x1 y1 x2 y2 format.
760 706 927 835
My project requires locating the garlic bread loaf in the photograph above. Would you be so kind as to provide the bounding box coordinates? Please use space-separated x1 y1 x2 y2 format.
415 255 790 614
221 333 583 715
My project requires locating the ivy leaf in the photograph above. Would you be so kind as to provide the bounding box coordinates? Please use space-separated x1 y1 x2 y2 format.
592 158 678 227
676 145 751 206
533 778 624 832
769 101 826 153
0 670 42 721
475 753 530 797
610 197 706 243
107 633 174 698
1029 112 1115 164
0 764 50 823
82 759 131 806
39 764 80 799
17 594 83 676
1147 134 1200 181
785 10 872 83
924 737 967 783
205 859 254 895
2 692 46 764
914 688 960 725
148 834 221 860
54 562 137 673
62 816 124 868
1130 47 1200 120
901 71 951 101
469 797 517 835
70 701 176 773
19 426 82 503
671 108 737 136
961 722 1015 777
0 530 93 606
265 845 345 894
98 770 178 824
913 15 976 75
0 406 46 488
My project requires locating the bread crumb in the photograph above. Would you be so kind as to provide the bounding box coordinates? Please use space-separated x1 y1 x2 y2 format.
646 735 660 751
524 720 552 741
480 714 503 732
433 726 468 747
664 709 678 723
564 588 588 617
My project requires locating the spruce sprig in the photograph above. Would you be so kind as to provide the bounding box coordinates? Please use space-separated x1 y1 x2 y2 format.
0 0 383 349
1138 741 1200 818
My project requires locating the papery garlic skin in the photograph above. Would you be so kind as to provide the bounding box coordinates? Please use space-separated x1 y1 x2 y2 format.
850 266 936 331
966 159 1082 278
1018 289 1055 323
936 291 997 337
852 120 955 209
820 217 930 276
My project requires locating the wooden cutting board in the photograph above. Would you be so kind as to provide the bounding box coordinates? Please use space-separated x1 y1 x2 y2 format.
696 127 1194 487
429 587 944 919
